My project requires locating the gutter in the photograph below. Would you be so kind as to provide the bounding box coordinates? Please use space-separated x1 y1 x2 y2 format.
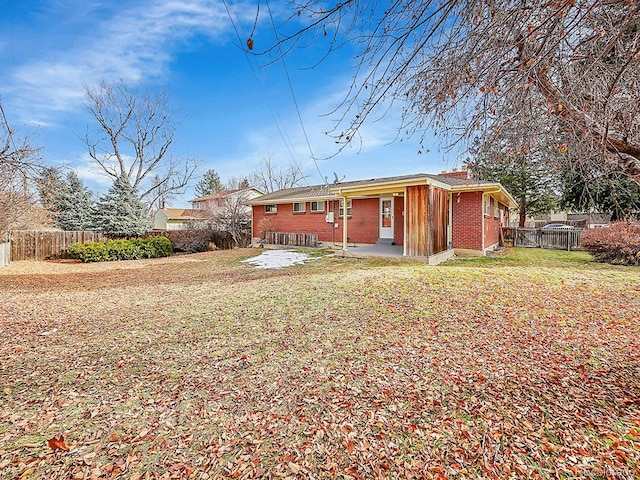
452 183 518 209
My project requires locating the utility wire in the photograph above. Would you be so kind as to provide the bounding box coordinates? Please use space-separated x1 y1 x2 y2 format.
264 0 327 183
221 0 300 168
223 0 327 184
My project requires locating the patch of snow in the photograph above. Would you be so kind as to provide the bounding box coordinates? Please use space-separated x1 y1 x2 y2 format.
39 328 59 336
242 250 316 269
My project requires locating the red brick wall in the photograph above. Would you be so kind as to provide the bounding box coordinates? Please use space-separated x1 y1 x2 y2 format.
484 197 502 247
252 198 382 244
484 198 509 248
451 191 483 251
253 188 501 251
345 198 380 243
253 202 334 241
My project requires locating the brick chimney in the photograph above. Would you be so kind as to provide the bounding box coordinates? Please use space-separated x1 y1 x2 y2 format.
440 164 470 179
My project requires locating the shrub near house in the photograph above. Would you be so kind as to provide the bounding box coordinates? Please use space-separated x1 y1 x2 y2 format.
582 222 640 265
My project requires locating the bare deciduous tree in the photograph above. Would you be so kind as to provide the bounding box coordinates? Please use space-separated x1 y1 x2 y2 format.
84 80 198 206
265 1 640 183
0 103 42 234
199 190 254 246
249 156 307 193
226 176 251 190
0 171 34 235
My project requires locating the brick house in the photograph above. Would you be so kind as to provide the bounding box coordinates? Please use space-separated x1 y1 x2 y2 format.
247 170 516 263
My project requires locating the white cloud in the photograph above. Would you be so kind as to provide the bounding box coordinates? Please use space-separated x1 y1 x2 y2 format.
71 154 116 187
3 0 256 125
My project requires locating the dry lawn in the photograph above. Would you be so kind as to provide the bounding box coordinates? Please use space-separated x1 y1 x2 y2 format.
1 248 639 479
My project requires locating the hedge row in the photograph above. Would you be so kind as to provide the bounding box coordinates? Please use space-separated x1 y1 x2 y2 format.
69 236 173 263
582 221 640 266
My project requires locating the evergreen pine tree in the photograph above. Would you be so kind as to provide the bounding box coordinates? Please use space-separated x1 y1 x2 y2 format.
56 172 96 230
194 169 223 197
470 150 559 227
37 167 67 215
95 174 149 237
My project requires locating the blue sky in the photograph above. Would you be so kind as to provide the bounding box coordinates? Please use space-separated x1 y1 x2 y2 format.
1 0 462 206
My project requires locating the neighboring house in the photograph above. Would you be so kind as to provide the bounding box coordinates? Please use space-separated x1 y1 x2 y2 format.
247 169 517 264
152 208 208 231
191 188 262 215
154 188 264 232
191 188 263 210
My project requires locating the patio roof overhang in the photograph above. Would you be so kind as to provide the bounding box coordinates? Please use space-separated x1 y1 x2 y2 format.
451 183 518 209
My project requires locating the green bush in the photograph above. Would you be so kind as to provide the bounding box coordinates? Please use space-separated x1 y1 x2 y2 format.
69 236 173 262
581 222 640 266
132 236 173 258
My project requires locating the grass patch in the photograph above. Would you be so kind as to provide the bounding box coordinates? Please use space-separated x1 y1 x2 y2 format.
293 247 335 257
448 247 619 269
1 249 638 478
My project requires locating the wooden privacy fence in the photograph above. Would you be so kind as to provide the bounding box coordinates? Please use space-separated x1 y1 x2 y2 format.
0 242 9 267
264 231 318 248
10 230 108 261
502 227 585 251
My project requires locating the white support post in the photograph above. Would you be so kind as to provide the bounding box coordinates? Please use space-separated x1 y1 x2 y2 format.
342 196 348 251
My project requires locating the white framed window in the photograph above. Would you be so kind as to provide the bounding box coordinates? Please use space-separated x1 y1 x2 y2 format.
293 202 306 213
483 197 491 216
310 201 325 212
264 204 278 213
339 199 352 217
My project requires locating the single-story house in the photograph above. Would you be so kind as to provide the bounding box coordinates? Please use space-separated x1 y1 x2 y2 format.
246 169 517 264
152 208 208 231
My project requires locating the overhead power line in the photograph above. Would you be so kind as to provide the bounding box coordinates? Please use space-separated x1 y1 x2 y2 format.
222 0 327 184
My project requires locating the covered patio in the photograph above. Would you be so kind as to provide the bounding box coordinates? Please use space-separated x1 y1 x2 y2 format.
339 243 404 257
330 175 453 264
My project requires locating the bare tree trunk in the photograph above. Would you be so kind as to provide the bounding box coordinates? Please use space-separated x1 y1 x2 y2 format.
519 198 526 228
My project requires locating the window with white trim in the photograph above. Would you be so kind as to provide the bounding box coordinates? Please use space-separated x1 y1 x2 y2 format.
293 202 306 213
310 201 324 212
483 197 491 216
264 204 278 213
339 199 352 217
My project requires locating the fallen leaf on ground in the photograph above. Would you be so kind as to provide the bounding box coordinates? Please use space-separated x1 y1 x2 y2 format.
47 435 70 452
